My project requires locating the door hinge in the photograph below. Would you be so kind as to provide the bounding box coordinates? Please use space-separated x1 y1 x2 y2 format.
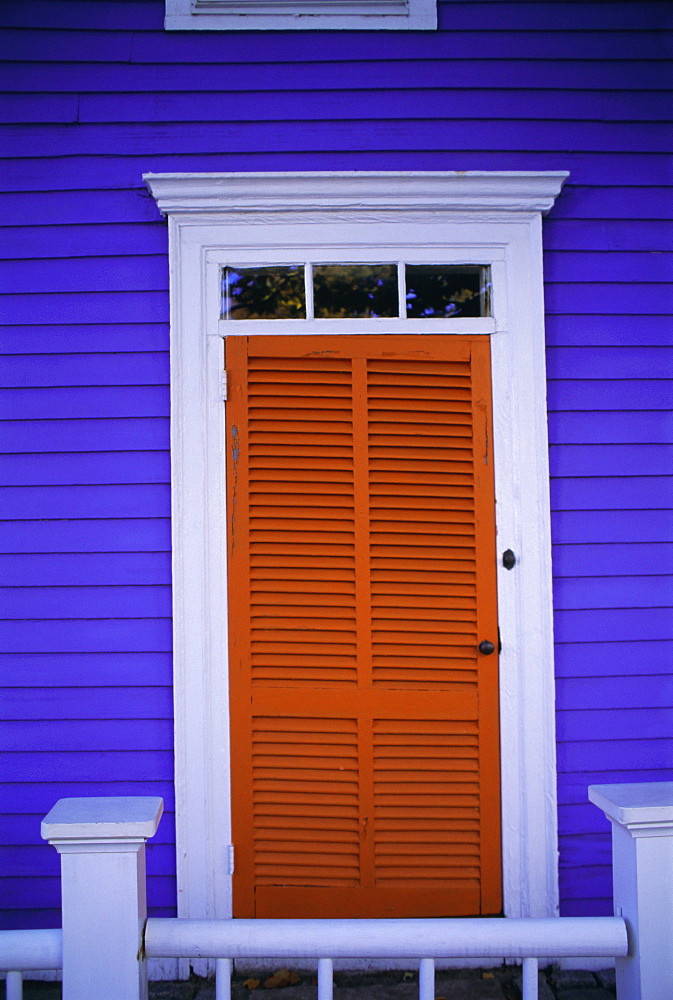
221 369 228 402
227 844 235 875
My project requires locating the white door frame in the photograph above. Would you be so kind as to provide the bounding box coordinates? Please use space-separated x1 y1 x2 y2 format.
145 170 568 930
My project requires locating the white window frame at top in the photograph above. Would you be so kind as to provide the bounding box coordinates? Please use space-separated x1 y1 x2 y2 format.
144 170 568 963
165 0 436 31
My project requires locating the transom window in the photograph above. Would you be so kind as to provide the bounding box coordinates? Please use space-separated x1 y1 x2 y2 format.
165 0 437 30
220 264 492 321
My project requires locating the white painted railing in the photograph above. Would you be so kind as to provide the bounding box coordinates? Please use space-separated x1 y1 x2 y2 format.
145 915 628 1000
0 930 62 1000
2 782 673 1000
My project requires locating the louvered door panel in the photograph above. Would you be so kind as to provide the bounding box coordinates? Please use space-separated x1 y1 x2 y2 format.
227 334 501 919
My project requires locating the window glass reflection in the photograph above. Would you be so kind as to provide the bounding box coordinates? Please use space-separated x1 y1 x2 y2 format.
221 266 305 320
313 265 398 319
405 265 491 318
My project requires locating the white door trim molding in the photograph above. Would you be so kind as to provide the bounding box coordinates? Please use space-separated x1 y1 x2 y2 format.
145 170 568 928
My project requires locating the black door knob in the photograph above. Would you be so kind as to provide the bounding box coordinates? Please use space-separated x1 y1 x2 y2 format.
478 640 495 655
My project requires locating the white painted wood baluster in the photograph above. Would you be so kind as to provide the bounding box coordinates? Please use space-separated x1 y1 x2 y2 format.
215 958 231 1000
418 958 434 1000
5 970 23 1000
318 957 333 1000
522 958 538 1000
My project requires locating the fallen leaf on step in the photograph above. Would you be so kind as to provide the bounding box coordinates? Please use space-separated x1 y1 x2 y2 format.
244 979 260 990
263 968 300 988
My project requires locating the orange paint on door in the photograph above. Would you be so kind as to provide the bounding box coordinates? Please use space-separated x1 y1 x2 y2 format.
226 334 501 919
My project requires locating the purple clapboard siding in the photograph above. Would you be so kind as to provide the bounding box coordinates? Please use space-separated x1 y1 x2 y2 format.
2 325 169 355
0 584 173 619
3 152 671 193
552 542 673 577
4 89 664 126
0 518 171 552
2 257 169 295
552 442 673 475
1 451 171 486
1 0 671 928
4 652 173 686
0 385 170 419
554 640 673 678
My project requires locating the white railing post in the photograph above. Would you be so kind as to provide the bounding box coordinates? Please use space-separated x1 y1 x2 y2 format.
41 796 163 1000
589 782 673 1000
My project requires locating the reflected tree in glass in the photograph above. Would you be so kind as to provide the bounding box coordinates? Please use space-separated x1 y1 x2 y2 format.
221 266 306 320
406 265 491 318
313 265 398 318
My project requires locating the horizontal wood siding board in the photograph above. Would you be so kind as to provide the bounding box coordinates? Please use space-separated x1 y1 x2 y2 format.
551 511 672 544
0 518 171 553
548 382 673 411
550 477 673 511
2 25 671 62
556 676 673 711
0 223 168 260
0 618 173 652
558 737 673 772
3 153 670 192
0 419 169 452
0 452 171 486
1 354 169 387
0 484 171 519
3 122 671 158
552 543 673 578
5 90 673 126
2 0 672 925
549 413 673 445
1 585 173 619
1 720 174 753
2 329 169 356
1 686 174 720
0 292 169 326
2 258 169 295
554 608 673 643
2 60 669 96
553 575 673 610
3 750 175 782
554 640 673 678
551 445 673 477
545 315 673 346
1 386 169 419
2 652 172 686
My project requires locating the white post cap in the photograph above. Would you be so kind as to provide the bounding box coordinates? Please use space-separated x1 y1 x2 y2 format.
42 797 164 843
589 782 673 835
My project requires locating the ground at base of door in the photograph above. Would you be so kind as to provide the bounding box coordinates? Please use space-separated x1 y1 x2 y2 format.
7 967 617 1000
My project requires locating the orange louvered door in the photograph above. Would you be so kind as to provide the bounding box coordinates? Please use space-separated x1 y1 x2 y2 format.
226 334 501 919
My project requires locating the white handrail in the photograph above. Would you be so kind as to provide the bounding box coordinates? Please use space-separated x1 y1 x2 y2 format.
0 928 62 971
145 915 627 960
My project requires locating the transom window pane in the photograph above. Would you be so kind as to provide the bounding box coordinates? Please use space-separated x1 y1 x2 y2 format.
221 265 305 320
313 264 398 318
220 263 491 319
406 265 491 318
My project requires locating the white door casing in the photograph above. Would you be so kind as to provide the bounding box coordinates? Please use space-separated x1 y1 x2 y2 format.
144 170 568 930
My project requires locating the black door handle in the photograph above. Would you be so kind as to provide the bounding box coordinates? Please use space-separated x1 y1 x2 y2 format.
478 640 495 655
